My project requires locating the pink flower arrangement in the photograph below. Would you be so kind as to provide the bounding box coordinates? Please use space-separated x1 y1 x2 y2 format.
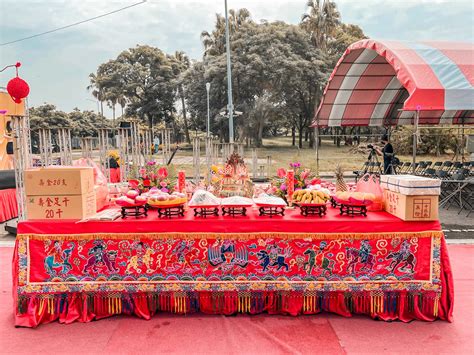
129 162 176 193
271 162 317 201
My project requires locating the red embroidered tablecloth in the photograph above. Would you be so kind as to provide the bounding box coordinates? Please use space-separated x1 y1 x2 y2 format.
13 207 454 327
0 188 17 222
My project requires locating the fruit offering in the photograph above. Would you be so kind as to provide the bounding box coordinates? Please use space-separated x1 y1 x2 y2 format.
189 189 221 207
115 189 146 207
335 191 375 205
335 165 348 192
147 191 187 206
293 189 330 204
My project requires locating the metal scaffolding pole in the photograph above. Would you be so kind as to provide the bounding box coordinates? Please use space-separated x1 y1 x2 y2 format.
205 136 212 185
11 114 31 220
98 128 110 181
192 136 201 184
118 127 131 182
412 110 420 174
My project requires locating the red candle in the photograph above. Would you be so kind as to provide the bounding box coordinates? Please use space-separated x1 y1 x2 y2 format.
286 169 294 202
178 170 186 193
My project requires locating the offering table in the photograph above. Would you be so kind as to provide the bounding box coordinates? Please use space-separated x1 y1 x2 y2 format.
13 207 453 327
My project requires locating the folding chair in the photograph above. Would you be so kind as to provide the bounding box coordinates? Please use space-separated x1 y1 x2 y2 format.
442 171 468 209
448 162 462 175
415 162 428 176
399 161 411 174
424 168 436 178
440 161 453 173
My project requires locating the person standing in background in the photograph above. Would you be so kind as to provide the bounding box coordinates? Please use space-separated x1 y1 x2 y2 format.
153 135 160 155
375 134 394 174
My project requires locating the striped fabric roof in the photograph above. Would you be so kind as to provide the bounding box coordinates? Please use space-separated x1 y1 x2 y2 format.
312 39 474 127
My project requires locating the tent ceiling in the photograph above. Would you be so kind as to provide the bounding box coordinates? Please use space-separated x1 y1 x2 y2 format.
312 40 474 127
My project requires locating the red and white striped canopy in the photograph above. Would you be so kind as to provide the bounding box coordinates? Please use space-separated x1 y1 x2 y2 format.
312 39 474 127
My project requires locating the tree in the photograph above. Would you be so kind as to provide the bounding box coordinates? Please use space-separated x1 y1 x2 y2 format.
201 8 253 57
95 60 128 126
68 109 112 137
301 0 341 52
185 19 332 147
86 73 105 117
114 45 178 129
172 51 192 143
29 104 72 136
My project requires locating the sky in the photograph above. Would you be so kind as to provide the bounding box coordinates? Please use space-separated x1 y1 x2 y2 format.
1 0 473 117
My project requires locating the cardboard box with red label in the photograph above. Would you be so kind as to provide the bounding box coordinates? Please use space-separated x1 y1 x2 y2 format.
24 167 94 196
26 192 96 220
24 167 96 220
383 189 438 221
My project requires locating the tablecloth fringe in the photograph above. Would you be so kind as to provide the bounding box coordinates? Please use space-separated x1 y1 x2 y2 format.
15 290 443 327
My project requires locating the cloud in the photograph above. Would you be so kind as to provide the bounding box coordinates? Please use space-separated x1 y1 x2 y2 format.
0 0 472 116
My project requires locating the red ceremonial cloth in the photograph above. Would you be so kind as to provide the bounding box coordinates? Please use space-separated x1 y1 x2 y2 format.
109 168 121 183
13 208 454 327
0 188 17 222
17 207 441 235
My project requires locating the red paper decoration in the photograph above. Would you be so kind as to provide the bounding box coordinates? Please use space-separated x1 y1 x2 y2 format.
6 62 29 104
7 76 30 104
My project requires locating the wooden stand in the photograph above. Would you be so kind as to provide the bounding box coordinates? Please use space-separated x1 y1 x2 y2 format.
258 206 285 217
300 204 327 217
156 205 185 218
221 206 247 217
121 205 148 219
193 207 219 218
339 204 367 217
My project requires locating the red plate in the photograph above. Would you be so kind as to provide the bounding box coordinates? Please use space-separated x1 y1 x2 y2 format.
147 202 186 208
295 202 327 207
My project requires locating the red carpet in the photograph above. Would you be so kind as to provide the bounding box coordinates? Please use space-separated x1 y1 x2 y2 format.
1 245 473 354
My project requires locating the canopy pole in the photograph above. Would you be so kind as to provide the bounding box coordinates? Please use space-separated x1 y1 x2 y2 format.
314 125 319 176
412 110 420 174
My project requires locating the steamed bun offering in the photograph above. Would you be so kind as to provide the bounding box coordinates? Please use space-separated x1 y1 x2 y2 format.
189 190 221 207
221 196 253 206
147 191 187 206
335 191 375 204
253 193 287 207
115 190 147 207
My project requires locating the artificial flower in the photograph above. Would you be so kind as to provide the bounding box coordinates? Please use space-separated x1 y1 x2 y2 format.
277 168 286 178
158 167 168 178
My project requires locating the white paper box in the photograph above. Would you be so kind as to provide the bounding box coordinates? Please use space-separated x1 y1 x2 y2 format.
380 175 441 196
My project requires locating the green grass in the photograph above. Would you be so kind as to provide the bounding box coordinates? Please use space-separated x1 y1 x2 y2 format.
166 136 460 177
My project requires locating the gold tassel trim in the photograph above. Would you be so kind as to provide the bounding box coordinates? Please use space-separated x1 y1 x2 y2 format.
21 230 443 242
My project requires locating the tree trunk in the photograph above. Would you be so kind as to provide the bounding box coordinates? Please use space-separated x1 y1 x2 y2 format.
309 129 315 148
100 101 104 117
292 126 296 146
148 114 153 129
298 125 303 149
256 119 264 148
305 129 309 142
112 105 116 132
180 86 191 144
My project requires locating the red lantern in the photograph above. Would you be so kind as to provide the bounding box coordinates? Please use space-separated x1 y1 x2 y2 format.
7 77 30 104
6 62 29 104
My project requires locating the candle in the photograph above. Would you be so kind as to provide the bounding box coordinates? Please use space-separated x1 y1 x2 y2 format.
286 169 294 205
178 170 186 193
